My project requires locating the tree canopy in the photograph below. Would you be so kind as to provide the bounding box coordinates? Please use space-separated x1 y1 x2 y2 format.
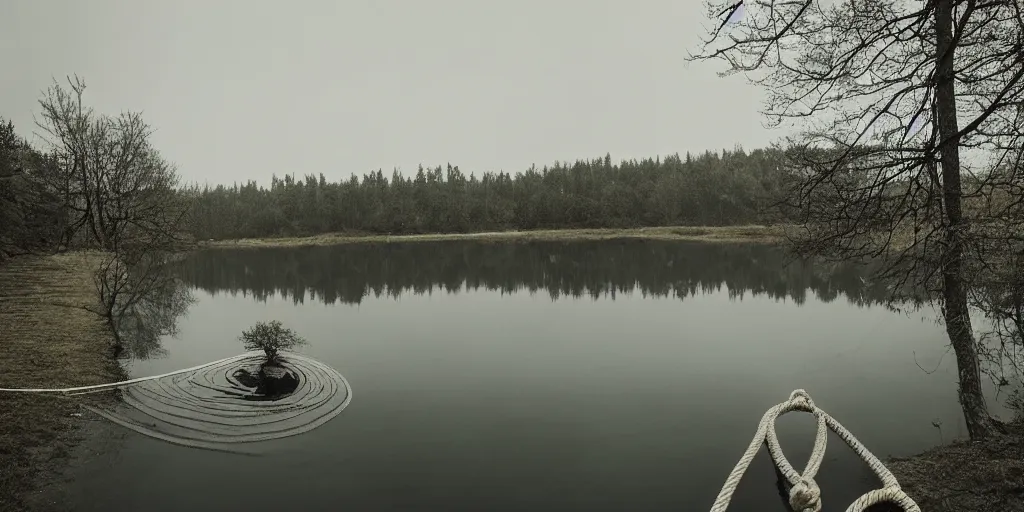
185 148 790 240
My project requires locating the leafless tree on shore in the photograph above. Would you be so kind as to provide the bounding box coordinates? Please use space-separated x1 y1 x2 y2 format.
690 0 1024 439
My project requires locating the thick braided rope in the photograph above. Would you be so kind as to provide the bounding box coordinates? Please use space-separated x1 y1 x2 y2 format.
709 389 921 512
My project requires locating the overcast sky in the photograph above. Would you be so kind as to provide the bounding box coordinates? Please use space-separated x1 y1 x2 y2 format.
1 0 782 186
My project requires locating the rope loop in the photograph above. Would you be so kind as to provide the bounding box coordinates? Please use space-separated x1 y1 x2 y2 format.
708 389 921 512
788 388 815 409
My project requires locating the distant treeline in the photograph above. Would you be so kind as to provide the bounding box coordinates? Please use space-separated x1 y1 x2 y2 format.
0 119 62 261
174 239 892 307
4 101 793 258
186 148 790 240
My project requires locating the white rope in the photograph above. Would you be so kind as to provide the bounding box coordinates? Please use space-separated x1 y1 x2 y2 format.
0 353 252 394
709 389 921 512
0 351 352 454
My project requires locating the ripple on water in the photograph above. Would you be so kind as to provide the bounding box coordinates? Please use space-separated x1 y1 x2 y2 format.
84 353 351 454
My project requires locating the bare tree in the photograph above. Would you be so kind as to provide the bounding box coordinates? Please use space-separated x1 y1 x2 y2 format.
30 76 194 354
690 0 1024 439
34 76 190 253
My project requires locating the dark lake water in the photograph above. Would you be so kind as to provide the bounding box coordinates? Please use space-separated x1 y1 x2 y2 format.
54 240 1009 511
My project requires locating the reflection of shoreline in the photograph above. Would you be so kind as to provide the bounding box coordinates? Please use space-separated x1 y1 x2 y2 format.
175 240 888 307
110 276 195 361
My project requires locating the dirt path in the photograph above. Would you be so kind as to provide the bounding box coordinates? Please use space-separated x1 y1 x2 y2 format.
0 253 122 512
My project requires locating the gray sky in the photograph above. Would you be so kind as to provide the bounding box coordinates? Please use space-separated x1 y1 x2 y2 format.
2 0 781 186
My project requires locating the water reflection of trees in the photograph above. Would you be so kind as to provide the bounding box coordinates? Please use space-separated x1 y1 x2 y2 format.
170 240 1024 407
174 240 894 307
969 254 1024 390
93 253 196 360
110 277 194 360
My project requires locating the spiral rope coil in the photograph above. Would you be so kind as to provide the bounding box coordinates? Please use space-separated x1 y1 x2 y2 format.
1 352 351 454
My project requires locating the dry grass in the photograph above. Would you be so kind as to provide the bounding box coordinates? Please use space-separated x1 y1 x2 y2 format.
199 225 785 249
0 252 121 511
886 421 1024 511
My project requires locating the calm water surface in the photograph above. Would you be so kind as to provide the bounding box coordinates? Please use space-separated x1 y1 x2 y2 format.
57 240 1000 511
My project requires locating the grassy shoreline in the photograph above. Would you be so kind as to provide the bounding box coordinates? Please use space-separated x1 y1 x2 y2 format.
0 253 121 511
197 224 785 249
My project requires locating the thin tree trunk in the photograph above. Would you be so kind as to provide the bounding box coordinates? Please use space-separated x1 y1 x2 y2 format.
934 0 998 439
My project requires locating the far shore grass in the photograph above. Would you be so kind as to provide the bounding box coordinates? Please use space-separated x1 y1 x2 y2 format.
197 224 787 249
0 253 121 512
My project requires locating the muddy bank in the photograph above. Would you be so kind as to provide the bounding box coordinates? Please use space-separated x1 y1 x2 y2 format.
887 421 1024 511
19 412 128 512
0 253 122 512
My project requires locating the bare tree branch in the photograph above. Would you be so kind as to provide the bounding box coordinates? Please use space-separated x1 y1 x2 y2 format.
691 0 1024 439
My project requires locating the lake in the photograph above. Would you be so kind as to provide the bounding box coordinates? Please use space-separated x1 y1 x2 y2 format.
50 240 1006 511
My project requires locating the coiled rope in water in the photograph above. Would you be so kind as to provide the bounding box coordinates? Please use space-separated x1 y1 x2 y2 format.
0 352 351 454
710 389 920 512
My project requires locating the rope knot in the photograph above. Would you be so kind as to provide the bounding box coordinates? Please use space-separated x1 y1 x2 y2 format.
789 477 822 512
788 389 815 409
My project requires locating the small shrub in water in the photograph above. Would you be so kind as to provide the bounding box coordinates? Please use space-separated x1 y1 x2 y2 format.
239 320 306 362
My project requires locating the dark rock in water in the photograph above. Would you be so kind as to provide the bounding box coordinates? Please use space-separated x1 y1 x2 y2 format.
257 364 299 397
232 363 300 399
